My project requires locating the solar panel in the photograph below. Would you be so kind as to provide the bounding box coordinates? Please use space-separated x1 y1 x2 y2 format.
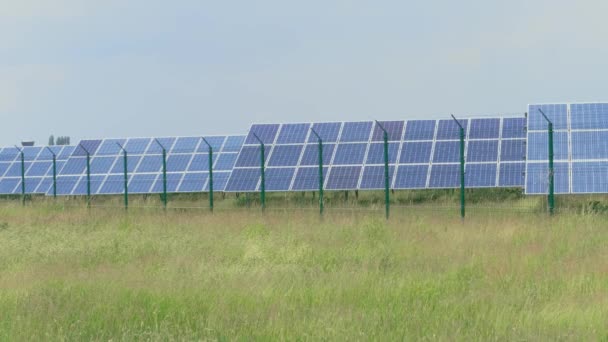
267 145 303 167
469 118 500 139
526 102 608 194
292 167 328 191
360 166 395 189
339 122 373 142
326 166 362 190
466 140 499 162
404 120 435 141
332 144 367 165
245 124 280 144
465 163 496 187
265 168 296 191
394 165 428 189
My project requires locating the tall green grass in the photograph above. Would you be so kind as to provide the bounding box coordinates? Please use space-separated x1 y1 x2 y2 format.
0 204 606 340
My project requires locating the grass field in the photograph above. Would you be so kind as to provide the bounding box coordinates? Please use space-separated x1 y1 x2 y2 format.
0 202 607 340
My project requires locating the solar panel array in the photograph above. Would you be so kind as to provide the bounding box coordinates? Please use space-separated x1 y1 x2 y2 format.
49 135 246 196
224 118 526 192
526 103 608 194
0 145 75 194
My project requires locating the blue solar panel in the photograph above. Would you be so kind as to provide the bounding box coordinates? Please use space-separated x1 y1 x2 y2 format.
178 172 208 192
222 136 245 152
527 132 568 161
198 136 226 152
37 146 63 161
428 164 459 188
4 162 29 177
225 168 260 191
57 146 76 160
499 163 524 187
152 173 182 193
24 177 42 193
234 146 272 168
23 147 42 161
308 122 342 143
72 140 102 156
109 155 141 174
55 176 79 195
61 157 87 175
0 162 10 177
394 165 428 189
73 175 105 195
365 143 399 164
245 124 280 144
26 161 53 177
528 104 568 131
500 140 526 162
300 144 335 166
332 144 367 165
172 137 200 153
166 154 192 172
129 174 157 193
124 138 151 154
571 162 608 193
469 119 499 139
37 177 53 194
502 118 526 138
136 155 162 173
96 139 127 156
326 166 362 190
432 141 460 163
400 142 433 164
339 122 373 142
436 119 468 140
208 171 231 191
276 123 310 144
267 145 303 167
465 164 496 187
187 154 217 172
371 121 404 141
291 167 328 191
0 178 19 194
0 147 18 162
570 103 608 129
525 162 569 194
99 174 124 194
466 140 499 162
146 137 176 154
571 131 608 160
266 168 296 191
404 120 435 141
214 154 237 171
359 166 395 189
90 156 117 174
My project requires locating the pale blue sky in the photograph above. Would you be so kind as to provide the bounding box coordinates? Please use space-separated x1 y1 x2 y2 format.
1 0 608 145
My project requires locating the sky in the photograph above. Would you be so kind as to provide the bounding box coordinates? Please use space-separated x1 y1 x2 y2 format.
1 0 608 146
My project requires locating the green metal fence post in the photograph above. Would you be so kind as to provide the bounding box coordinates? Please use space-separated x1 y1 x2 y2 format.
116 143 128 210
46 147 57 198
252 133 266 211
15 146 25 206
79 144 91 208
310 128 324 216
375 121 390 220
154 139 167 209
201 138 214 213
451 115 465 220
538 109 555 215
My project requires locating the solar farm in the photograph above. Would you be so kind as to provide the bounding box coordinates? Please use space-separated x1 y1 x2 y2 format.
1 102 608 216
3 103 608 340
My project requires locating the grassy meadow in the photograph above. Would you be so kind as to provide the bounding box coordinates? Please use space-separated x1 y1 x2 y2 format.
0 200 607 340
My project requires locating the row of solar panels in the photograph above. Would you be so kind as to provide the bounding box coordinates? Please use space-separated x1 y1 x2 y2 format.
7 102 608 196
224 118 526 192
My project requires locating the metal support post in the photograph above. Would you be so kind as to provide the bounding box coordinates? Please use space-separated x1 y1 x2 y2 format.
539 109 555 215
201 137 214 212
310 128 324 216
15 146 25 206
116 143 129 210
154 139 168 209
252 133 266 211
375 121 391 220
45 147 57 198
451 115 465 220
